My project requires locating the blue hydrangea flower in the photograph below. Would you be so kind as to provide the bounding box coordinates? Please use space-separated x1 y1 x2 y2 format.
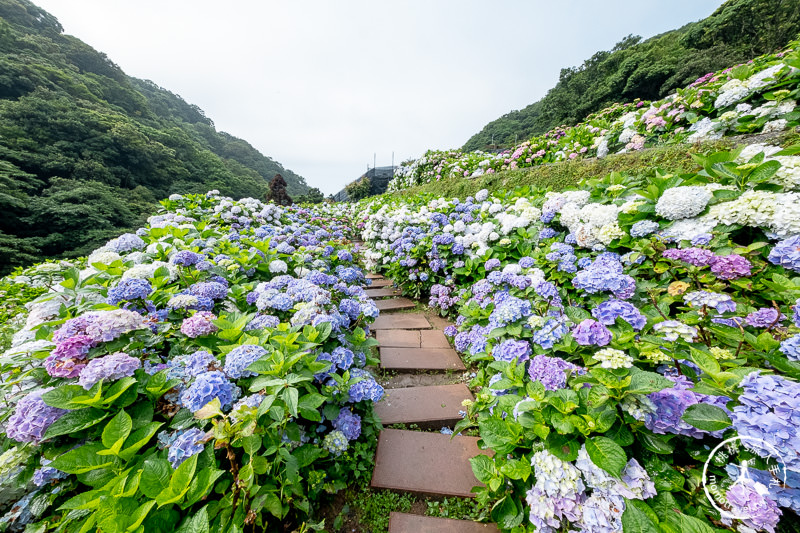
768 235 800 271
527 355 582 391
591 299 647 330
171 250 203 266
348 369 384 403
180 371 240 412
333 408 362 440
531 316 570 349
571 319 612 346
107 278 153 306
782 334 800 361
224 345 268 378
168 428 206 468
188 281 228 300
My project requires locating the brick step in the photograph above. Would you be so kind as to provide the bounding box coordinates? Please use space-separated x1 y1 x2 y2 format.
366 273 383 279
376 329 449 349
380 347 466 371
369 279 394 288
371 429 490 498
388 513 498 533
371 314 431 330
374 384 473 427
364 288 403 299
376 298 416 312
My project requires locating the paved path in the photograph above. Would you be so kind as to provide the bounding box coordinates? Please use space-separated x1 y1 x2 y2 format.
364 272 498 532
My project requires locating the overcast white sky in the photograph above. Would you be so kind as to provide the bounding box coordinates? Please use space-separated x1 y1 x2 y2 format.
33 0 724 194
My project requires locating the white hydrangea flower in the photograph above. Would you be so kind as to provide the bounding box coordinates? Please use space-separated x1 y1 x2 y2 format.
655 186 712 220
269 259 288 273
593 348 633 369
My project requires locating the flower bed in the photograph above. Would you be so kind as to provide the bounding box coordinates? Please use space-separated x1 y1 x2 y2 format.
357 142 800 532
0 191 383 531
388 41 800 192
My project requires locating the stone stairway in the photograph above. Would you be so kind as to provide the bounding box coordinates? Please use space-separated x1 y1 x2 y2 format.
364 272 498 533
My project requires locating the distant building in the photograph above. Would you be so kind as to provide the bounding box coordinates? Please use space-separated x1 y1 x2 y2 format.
333 166 396 202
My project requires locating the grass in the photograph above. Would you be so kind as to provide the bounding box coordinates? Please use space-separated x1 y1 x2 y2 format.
385 129 800 200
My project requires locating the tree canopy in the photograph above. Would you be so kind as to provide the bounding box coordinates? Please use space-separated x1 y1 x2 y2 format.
0 0 309 273
463 0 800 151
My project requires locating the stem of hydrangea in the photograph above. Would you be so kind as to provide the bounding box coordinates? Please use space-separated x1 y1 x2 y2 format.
648 291 669 320
225 442 242 514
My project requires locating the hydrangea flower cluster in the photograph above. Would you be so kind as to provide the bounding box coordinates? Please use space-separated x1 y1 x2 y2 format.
5 389 66 445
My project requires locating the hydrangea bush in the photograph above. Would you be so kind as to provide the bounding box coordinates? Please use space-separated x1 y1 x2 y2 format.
357 141 800 531
388 41 800 191
0 191 383 532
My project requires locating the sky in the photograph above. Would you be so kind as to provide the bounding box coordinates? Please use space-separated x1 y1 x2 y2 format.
33 0 725 194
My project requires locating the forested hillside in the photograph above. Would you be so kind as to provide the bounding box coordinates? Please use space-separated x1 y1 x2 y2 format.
463 0 800 151
0 0 308 273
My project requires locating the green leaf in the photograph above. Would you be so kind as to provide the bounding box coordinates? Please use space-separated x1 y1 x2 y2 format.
140 457 172 499
681 403 732 432
119 422 164 461
490 496 523 530
585 436 626 478
125 501 156 532
102 410 132 449
175 505 209 533
500 458 531 481
156 454 197 507
638 431 675 454
470 455 498 484
626 368 673 395
49 444 115 474
43 408 110 440
689 348 720 377
478 418 520 454
621 499 659 533
664 511 714 533
42 385 92 410
283 387 299 417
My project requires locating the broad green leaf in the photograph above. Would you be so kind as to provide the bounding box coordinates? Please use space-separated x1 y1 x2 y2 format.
140 456 172 499
470 454 498 484
585 436 626 477
626 368 673 395
43 408 110 440
681 403 732 432
490 496 523 530
283 387 299 417
478 418 520 454
621 499 659 533
49 444 115 474
102 410 132 449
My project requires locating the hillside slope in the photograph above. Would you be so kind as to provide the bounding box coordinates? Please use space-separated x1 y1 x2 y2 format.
463 0 800 151
0 0 308 273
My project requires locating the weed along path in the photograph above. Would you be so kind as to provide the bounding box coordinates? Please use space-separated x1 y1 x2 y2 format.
363 269 498 532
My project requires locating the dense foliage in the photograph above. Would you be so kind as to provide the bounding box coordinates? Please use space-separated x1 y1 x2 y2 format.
463 0 800 151
356 141 800 532
391 40 800 191
0 0 309 275
0 192 383 532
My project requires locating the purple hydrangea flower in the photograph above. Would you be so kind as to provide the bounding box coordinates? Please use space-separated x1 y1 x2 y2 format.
591 299 647 330
45 335 95 378
662 247 716 267
180 312 218 338
333 408 362 440
168 428 206 468
710 254 752 280
492 339 532 363
745 308 785 328
572 319 612 346
768 235 800 272
794 298 800 328
6 389 67 444
519 256 535 268
539 228 557 240
180 371 240 412
645 375 729 439
78 352 141 390
725 480 781 533
171 250 203 266
224 345 268 379
527 355 582 391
